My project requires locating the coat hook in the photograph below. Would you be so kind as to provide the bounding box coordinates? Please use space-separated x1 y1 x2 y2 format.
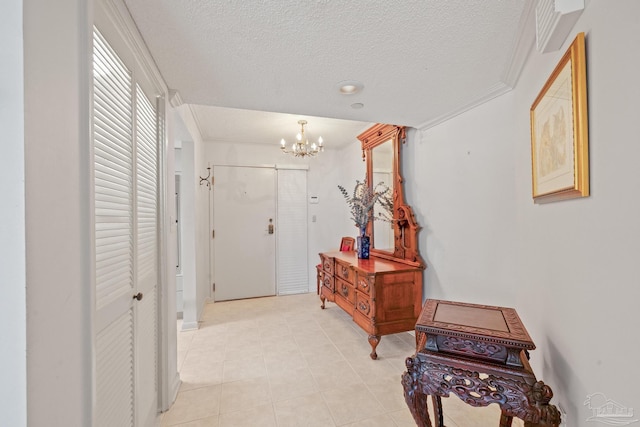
199 167 211 188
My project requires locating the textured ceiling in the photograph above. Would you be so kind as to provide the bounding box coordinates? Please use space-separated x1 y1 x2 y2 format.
124 0 532 145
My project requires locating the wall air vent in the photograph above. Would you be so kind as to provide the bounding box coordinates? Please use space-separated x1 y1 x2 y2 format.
536 0 584 53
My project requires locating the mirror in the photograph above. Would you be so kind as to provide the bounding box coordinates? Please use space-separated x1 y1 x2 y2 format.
357 124 424 268
371 139 394 251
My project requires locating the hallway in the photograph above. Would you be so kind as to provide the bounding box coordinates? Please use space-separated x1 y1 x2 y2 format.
161 293 521 426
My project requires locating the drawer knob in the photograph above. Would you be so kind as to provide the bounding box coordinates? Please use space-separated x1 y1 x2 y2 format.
359 301 370 314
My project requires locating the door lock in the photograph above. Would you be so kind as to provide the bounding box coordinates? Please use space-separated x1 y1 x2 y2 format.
268 218 274 234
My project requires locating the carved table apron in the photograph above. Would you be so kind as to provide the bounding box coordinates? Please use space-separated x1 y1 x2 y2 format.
402 299 561 427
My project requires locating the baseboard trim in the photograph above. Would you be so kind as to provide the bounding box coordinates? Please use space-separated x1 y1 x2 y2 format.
168 372 181 408
180 320 198 331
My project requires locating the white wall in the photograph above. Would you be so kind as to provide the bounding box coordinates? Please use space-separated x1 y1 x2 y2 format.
23 0 93 424
406 0 640 423
309 141 366 272
194 138 210 315
205 141 364 291
175 105 210 328
406 94 519 304
161 105 180 409
0 1 27 425
335 139 368 238
179 141 199 329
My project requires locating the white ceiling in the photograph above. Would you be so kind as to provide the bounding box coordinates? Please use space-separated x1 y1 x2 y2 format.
188 105 371 148
124 0 533 147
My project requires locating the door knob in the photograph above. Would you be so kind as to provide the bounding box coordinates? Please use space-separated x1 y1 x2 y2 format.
268 218 274 234
133 292 143 301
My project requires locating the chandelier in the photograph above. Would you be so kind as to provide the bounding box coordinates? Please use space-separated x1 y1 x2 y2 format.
280 120 324 158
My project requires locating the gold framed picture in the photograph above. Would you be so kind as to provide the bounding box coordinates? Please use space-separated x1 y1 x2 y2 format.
530 32 589 203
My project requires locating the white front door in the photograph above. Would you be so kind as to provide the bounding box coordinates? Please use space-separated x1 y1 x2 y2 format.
213 166 276 301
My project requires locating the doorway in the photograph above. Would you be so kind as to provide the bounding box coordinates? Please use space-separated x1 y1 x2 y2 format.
212 165 309 301
213 166 277 301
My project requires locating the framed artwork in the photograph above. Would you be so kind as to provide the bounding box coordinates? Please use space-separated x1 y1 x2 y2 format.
530 32 589 203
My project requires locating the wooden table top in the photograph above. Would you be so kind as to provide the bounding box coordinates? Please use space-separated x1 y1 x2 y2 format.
321 251 421 273
416 299 535 350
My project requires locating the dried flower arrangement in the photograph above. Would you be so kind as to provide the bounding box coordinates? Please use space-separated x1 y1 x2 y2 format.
338 178 393 235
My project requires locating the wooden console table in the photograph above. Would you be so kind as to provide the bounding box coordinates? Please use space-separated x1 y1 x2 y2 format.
318 250 423 359
402 299 561 426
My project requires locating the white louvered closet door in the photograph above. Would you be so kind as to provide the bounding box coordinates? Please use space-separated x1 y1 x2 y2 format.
134 84 159 426
93 27 159 427
94 28 135 427
276 168 308 295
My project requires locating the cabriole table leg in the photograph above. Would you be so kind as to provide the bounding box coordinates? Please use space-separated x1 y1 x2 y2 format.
368 334 380 360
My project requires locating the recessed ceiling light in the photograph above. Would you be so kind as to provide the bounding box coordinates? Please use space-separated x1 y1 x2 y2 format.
337 80 364 95
341 85 358 93
351 103 364 109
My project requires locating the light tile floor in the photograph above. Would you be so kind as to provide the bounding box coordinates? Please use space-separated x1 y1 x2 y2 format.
161 293 524 427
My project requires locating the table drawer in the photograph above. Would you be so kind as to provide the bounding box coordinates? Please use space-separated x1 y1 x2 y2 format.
355 292 373 319
335 260 354 284
336 277 355 304
356 273 374 295
321 255 334 275
335 293 355 316
322 274 335 291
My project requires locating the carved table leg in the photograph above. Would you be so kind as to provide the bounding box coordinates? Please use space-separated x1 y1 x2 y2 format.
320 295 325 309
412 391 432 427
402 357 433 427
368 334 380 360
523 422 559 427
432 395 444 427
523 418 560 427
500 411 513 427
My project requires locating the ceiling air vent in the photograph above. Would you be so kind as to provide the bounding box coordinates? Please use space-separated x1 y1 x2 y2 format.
536 0 584 53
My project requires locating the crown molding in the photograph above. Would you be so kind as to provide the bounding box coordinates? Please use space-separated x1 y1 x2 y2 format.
417 82 512 131
168 89 183 108
175 104 205 143
502 0 537 88
99 0 167 95
417 0 536 131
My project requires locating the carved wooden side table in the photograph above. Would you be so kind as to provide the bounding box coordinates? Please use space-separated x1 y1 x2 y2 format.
402 299 561 427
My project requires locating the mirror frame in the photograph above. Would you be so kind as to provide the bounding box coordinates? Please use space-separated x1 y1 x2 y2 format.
358 124 425 268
